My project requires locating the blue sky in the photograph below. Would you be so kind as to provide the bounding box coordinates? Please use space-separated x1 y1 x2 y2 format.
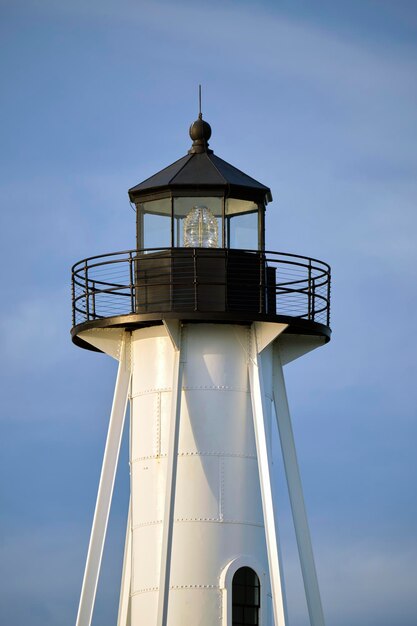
0 1 416 625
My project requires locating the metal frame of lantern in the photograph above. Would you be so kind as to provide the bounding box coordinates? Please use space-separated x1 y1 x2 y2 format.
134 191 266 252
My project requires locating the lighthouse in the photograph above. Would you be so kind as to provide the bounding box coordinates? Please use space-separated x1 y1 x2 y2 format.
71 111 331 626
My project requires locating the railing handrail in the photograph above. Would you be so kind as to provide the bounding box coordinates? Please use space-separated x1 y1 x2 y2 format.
72 247 331 273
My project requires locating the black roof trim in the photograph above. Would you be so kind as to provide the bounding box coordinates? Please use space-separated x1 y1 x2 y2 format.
128 151 272 203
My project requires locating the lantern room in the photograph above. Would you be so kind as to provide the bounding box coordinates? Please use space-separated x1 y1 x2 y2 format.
128 115 271 252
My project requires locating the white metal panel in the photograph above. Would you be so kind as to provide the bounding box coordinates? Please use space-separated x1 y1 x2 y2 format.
130 393 160 460
168 522 268 587
184 324 250 390
130 590 158 626
159 389 174 458
222 457 263 526
156 341 183 626
117 503 132 626
131 524 162 593
131 327 175 396
174 455 220 520
172 389 255 458
130 457 167 526
167 588 221 626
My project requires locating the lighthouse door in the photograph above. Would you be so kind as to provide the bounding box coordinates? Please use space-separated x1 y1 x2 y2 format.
232 567 260 626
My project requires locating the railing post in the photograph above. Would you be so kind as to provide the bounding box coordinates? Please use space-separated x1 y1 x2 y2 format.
326 269 331 327
169 249 173 312
225 249 228 311
72 271 76 327
129 252 135 314
85 261 90 321
311 277 316 322
259 251 265 314
92 281 96 319
307 260 312 321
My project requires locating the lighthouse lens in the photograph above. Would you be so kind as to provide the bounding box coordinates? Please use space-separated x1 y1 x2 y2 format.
183 205 219 248
174 196 222 247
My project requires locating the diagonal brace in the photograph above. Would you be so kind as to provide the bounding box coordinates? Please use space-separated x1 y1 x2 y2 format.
156 331 183 626
248 329 287 626
75 334 131 626
272 346 325 626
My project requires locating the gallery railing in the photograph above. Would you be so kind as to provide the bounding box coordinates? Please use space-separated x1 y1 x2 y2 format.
72 248 331 328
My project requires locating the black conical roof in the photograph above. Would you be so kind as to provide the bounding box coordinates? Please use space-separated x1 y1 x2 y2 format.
128 118 272 203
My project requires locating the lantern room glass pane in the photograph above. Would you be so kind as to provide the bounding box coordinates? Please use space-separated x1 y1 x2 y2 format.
226 199 259 250
174 197 223 247
137 198 171 249
226 198 258 216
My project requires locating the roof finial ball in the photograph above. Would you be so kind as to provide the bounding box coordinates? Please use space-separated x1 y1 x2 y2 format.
189 84 212 153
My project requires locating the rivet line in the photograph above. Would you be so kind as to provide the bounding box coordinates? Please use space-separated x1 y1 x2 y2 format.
131 584 219 596
130 386 249 398
130 451 257 464
131 518 264 529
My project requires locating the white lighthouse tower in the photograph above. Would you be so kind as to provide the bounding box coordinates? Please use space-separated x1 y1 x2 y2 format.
71 112 331 626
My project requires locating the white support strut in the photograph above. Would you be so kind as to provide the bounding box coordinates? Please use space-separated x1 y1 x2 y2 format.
156 331 183 626
117 501 132 626
75 334 131 626
272 346 325 626
248 329 287 626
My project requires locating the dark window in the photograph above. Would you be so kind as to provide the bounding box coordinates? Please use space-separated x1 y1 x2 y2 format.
232 566 260 626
